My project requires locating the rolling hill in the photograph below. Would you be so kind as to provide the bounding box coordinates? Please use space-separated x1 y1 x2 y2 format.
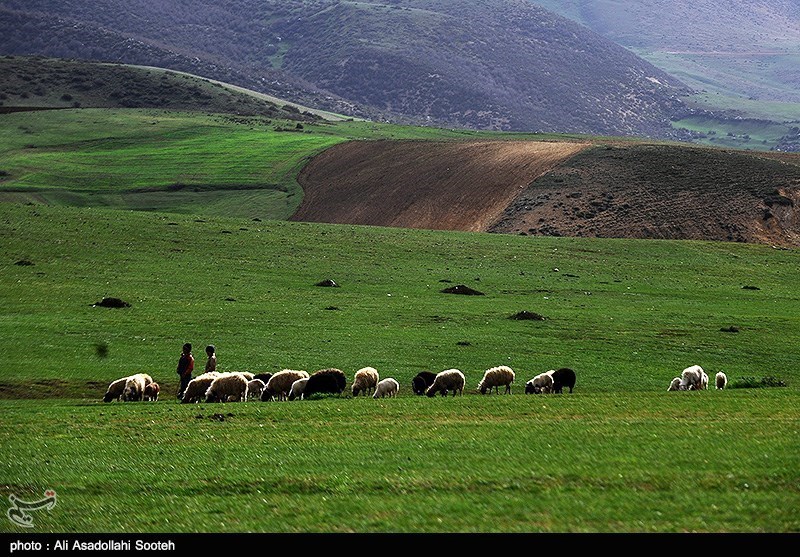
0 0 692 138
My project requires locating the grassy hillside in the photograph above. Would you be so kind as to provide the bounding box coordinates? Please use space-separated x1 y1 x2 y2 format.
0 0 690 138
0 202 798 532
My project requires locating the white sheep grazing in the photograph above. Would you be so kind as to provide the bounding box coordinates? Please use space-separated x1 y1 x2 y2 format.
181 372 221 404
352 367 379 396
715 371 728 390
373 378 399 399
262 369 310 401
679 365 704 391
205 372 248 403
288 378 310 401
425 369 465 397
667 377 683 391
245 379 265 401
122 374 146 401
103 377 129 402
525 371 554 394
477 365 515 394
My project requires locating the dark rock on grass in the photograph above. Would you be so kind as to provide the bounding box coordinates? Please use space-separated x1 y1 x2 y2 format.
93 297 131 308
456 341 472 346
742 285 761 290
509 311 546 321
441 284 484 295
14 259 33 266
316 279 340 287
720 326 740 333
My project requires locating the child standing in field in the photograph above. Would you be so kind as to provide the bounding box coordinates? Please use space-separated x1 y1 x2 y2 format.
205 345 217 374
176 342 194 400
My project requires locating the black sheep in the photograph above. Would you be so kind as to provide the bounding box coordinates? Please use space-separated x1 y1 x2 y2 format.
253 373 273 384
412 371 437 395
303 368 347 398
551 367 576 393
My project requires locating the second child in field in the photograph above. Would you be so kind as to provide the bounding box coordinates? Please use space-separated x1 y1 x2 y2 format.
176 343 195 400
205 345 217 374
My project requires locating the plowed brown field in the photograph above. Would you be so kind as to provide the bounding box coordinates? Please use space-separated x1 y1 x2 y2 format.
293 139 800 246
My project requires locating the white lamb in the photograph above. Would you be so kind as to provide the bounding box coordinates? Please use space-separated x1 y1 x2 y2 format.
352 367 379 396
373 378 399 399
181 372 221 404
288 378 310 401
679 365 704 391
205 372 248 403
245 379 265 401
715 371 728 390
525 371 554 394
425 369 465 397
262 369 310 401
477 365 515 395
667 377 683 391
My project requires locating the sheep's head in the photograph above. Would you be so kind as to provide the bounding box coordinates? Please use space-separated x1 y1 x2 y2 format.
524 382 535 394
103 392 114 402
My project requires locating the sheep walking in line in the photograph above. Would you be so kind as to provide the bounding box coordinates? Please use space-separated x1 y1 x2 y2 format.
425 369 465 397
352 367 379 397
288 378 309 401
143 381 160 401
373 378 400 399
205 372 249 403
715 371 728 390
181 372 221 404
525 371 553 394
304 368 347 398
412 371 437 396
245 379 266 401
477 365 515 395
261 369 310 401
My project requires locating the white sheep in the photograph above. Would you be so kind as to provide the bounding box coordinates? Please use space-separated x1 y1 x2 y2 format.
352 367 379 397
245 379 265 401
205 372 248 403
525 371 554 394
262 369 310 401
103 377 129 402
477 365 515 394
667 377 683 391
181 372 221 404
715 371 728 390
122 374 147 401
373 378 399 398
425 369 465 397
679 365 704 391
288 378 310 401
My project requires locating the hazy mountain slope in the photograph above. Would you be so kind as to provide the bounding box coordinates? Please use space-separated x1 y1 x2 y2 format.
530 0 800 104
0 0 691 137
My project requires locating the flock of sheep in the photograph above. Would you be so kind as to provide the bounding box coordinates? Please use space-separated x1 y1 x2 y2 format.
102 363 725 404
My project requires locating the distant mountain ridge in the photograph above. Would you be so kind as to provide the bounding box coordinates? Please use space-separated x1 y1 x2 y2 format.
0 0 692 138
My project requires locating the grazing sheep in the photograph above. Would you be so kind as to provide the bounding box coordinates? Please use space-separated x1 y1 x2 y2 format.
679 365 704 391
245 379 265 401
238 372 254 381
412 371 437 396
122 374 147 402
143 381 160 401
288 378 310 401
181 372 221 404
549 368 576 394
205 372 248 403
352 367 379 397
715 371 728 390
261 369 310 401
667 377 683 391
425 369 465 397
477 365 515 395
699 369 709 391
304 368 347 398
525 372 554 394
103 377 129 402
373 378 399 398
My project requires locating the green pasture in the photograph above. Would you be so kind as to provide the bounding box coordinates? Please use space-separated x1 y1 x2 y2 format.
0 203 798 532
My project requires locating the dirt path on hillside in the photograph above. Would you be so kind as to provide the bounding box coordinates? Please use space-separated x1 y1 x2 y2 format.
292 140 588 232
